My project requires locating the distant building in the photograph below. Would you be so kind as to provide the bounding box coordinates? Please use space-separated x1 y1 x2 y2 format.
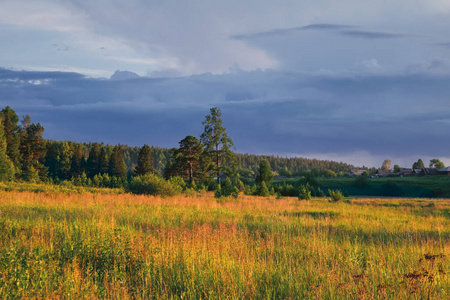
438 167 450 175
419 168 439 176
350 169 365 176
376 169 392 177
411 169 421 176
397 168 413 177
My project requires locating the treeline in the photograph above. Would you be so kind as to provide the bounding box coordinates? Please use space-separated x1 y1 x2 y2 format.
236 154 355 178
0 105 356 197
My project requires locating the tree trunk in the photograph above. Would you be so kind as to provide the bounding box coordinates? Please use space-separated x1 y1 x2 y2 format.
216 142 220 185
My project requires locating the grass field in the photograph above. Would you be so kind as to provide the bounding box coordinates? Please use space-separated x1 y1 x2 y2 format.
0 188 449 299
274 176 450 198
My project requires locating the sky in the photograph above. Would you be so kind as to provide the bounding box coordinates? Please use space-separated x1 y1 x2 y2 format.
1 0 450 168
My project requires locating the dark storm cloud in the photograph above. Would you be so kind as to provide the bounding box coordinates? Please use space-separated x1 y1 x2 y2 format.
231 23 356 40
1 68 450 163
0 67 84 81
341 30 406 39
231 24 405 41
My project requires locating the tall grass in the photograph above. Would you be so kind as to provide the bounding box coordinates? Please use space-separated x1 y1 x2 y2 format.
0 190 448 299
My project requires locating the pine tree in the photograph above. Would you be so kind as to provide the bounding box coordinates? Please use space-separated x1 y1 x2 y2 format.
108 145 127 180
99 147 109 174
163 148 183 179
0 118 15 181
19 115 47 181
1 106 21 173
258 181 270 197
177 136 204 183
255 159 273 187
70 143 84 177
44 142 60 180
134 144 154 175
59 142 72 179
86 143 101 177
200 107 236 185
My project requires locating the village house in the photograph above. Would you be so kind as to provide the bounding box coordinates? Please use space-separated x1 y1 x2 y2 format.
438 167 450 175
349 169 365 176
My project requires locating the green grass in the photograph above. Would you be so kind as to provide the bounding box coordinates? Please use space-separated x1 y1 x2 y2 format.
0 189 449 299
0 181 124 195
273 176 450 198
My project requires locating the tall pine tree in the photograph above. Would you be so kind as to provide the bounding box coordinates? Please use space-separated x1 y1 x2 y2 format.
200 107 236 184
0 118 15 181
177 136 204 183
86 142 101 177
1 106 21 173
108 145 127 180
134 144 154 175
19 115 47 182
255 159 273 187
99 147 109 174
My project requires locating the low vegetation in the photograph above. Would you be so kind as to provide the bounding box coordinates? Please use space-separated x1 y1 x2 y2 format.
0 189 448 299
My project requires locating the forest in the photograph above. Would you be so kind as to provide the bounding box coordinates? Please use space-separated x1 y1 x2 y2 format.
0 106 358 194
2 105 449 198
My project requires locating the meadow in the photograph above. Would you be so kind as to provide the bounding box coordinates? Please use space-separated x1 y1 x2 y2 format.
274 176 450 198
0 188 448 299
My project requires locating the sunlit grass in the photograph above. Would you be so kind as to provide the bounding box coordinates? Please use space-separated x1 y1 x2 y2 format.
0 189 448 299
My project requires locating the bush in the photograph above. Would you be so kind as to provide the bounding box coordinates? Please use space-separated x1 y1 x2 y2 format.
316 187 325 198
168 176 186 194
214 177 239 199
257 181 270 197
128 174 182 197
299 171 319 187
298 185 311 200
276 182 296 196
328 189 344 202
203 179 219 191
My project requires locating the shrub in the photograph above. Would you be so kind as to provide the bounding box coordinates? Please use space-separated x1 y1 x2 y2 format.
128 174 182 197
203 179 219 191
215 177 239 198
298 185 311 200
258 181 270 197
316 187 325 198
276 182 296 196
168 176 186 194
328 189 344 202
299 171 319 187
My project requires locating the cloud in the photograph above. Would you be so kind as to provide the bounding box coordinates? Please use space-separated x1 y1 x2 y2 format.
435 42 450 48
232 24 405 41
1 67 450 168
341 30 406 39
231 23 356 40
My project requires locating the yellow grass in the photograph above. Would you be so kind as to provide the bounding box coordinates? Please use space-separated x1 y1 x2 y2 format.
0 190 449 299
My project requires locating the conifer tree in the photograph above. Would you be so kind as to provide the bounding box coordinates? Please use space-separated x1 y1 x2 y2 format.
99 147 109 174
177 136 204 183
1 106 21 173
0 118 15 181
255 159 273 187
134 144 154 175
19 115 47 181
200 107 236 185
163 148 183 179
108 145 127 180
70 143 84 177
86 142 101 177
59 142 72 179
44 142 60 180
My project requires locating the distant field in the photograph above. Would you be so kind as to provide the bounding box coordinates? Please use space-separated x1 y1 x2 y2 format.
274 176 450 198
0 188 448 299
